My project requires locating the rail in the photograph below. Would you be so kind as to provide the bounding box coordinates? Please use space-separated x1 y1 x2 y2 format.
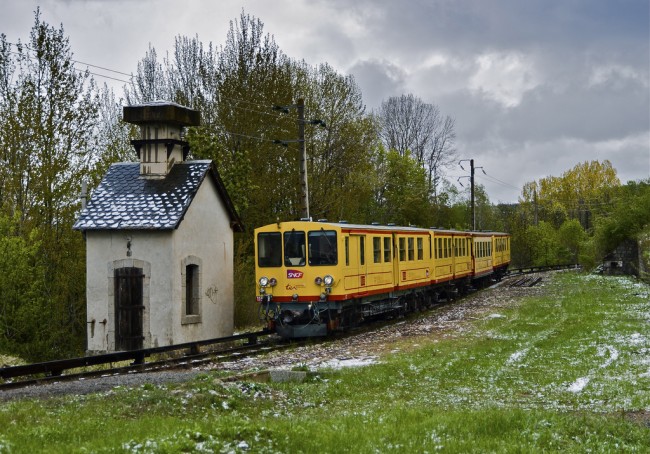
506 264 580 276
0 330 271 382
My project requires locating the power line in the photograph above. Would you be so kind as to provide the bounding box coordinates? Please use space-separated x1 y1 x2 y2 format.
71 59 132 78
6 46 133 85
5 42 322 121
477 173 520 190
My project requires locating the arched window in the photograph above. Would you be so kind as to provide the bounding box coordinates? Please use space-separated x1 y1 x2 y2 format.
182 256 202 324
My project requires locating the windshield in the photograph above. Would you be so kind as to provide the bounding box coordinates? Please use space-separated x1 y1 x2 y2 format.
284 231 306 266
257 232 282 267
308 230 337 266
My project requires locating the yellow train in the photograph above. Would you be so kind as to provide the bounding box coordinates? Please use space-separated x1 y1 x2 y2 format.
255 220 510 338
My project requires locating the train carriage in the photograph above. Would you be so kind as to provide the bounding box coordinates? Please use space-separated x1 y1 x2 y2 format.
493 233 511 275
256 220 510 338
472 233 494 278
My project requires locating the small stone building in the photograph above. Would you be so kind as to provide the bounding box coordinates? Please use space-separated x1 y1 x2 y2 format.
74 102 243 353
601 239 640 277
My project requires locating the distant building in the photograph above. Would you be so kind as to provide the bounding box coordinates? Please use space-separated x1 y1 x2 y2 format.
601 239 640 277
74 102 243 353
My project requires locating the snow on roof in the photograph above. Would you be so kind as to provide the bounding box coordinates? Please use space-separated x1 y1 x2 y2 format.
73 160 229 231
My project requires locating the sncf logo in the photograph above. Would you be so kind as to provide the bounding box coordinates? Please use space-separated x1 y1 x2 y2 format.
287 269 304 279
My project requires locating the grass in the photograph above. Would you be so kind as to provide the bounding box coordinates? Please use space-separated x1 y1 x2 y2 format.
0 271 648 453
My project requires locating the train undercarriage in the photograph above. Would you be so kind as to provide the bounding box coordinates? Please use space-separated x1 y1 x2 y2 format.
259 267 507 338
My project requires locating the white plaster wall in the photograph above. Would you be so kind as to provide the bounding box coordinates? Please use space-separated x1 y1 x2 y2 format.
171 176 235 342
85 229 173 352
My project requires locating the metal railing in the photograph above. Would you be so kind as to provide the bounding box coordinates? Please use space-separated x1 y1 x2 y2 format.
0 330 270 381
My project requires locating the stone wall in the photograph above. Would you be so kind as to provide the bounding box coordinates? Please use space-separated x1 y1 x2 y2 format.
602 239 640 277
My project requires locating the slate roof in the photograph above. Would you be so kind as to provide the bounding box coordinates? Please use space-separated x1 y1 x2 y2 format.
73 160 243 232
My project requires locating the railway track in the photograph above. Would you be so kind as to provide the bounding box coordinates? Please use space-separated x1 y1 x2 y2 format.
0 330 283 391
505 263 580 276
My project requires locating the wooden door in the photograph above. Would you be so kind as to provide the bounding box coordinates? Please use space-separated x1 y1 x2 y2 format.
114 267 144 351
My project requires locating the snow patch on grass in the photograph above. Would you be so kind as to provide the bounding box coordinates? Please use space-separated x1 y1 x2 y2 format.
507 348 529 364
567 377 590 393
310 356 379 371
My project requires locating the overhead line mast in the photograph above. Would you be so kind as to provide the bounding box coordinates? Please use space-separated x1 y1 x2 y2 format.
459 159 485 231
273 98 326 220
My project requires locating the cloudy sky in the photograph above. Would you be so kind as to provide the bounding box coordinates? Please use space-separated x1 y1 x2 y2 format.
2 0 649 203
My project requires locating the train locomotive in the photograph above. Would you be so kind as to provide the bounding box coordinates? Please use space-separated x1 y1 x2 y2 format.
256 220 510 338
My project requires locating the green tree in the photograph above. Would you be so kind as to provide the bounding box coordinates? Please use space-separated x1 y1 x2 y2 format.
374 148 432 227
299 62 379 223
593 180 650 257
519 160 620 230
0 10 99 359
0 213 46 359
558 218 586 264
526 221 562 267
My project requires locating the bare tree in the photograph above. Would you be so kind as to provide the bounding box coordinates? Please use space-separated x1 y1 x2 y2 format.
378 94 456 197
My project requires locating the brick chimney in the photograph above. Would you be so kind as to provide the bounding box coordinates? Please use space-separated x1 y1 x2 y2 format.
123 101 201 178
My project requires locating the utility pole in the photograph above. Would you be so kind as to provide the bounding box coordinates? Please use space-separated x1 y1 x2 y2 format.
273 99 326 221
470 158 475 231
297 98 309 220
459 159 484 231
534 188 539 226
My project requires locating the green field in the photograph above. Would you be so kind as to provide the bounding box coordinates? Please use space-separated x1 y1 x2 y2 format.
1 272 649 453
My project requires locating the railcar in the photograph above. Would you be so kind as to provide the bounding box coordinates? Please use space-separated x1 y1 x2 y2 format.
256 220 510 338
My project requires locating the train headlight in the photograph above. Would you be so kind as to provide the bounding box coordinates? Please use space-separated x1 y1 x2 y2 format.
323 275 334 286
269 277 277 287
314 276 323 285
259 276 269 287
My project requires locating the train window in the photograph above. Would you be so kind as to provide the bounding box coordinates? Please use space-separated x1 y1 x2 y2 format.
257 232 282 267
437 238 443 259
399 237 406 261
373 237 381 263
408 238 414 261
308 230 337 266
284 230 306 267
383 237 391 262
417 237 423 260
345 237 349 266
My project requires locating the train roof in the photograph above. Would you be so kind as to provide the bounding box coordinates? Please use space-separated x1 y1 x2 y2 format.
256 220 508 236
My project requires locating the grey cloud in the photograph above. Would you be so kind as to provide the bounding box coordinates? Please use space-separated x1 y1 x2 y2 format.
348 59 407 109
